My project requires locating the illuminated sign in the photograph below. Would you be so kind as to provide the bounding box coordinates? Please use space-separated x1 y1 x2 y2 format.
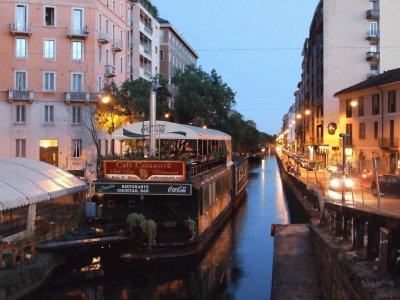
94 182 192 196
103 160 186 182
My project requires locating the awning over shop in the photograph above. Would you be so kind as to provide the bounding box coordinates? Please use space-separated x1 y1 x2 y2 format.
0 158 87 211
112 120 231 141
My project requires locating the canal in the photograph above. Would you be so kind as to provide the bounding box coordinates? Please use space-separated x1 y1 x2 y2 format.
23 155 291 300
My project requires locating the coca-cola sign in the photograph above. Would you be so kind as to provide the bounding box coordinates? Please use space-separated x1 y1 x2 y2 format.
167 185 187 194
95 182 192 196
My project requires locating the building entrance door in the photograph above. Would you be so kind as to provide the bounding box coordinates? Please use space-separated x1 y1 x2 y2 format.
39 140 58 167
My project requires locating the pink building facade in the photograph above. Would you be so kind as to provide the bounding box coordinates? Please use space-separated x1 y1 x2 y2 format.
0 0 160 179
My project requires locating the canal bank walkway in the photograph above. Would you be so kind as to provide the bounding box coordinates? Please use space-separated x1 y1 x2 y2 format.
271 224 320 300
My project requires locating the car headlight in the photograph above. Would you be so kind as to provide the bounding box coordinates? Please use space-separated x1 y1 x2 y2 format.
330 178 340 189
344 178 354 188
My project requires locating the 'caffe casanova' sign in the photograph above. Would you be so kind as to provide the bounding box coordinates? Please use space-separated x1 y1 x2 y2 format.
103 160 186 182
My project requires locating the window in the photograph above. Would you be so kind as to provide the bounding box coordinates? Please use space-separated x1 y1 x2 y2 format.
43 72 55 92
44 105 54 123
160 49 164 61
16 5 27 31
72 106 81 124
346 124 353 146
120 3 124 18
370 22 378 36
106 19 109 33
98 76 102 93
98 139 102 156
345 99 352 118
105 49 109 65
44 7 55 26
374 121 379 138
98 45 102 63
72 8 83 33
72 73 83 92
106 0 110 7
16 38 26 58
16 139 26 157
16 105 25 123
72 41 83 60
388 90 396 113
15 71 27 90
113 0 116 12
72 139 82 157
120 57 123 74
372 93 380 115
358 97 364 117
112 53 115 67
44 39 55 59
359 123 366 140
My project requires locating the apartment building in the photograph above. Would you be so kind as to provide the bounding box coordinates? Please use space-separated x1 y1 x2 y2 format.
0 0 161 180
335 68 400 174
0 0 127 179
296 0 400 166
127 0 160 81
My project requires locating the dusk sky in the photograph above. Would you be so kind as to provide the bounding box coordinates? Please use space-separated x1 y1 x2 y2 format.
152 0 320 135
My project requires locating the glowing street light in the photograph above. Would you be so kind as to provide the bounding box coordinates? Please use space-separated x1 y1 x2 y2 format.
296 113 302 119
350 100 358 107
305 109 311 116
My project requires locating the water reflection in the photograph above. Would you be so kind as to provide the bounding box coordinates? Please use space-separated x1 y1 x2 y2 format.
23 156 290 300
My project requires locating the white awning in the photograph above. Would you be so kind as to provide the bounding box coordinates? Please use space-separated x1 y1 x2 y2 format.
0 158 87 211
112 120 231 141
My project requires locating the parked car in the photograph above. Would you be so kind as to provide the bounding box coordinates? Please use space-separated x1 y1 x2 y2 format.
370 175 400 197
329 173 354 192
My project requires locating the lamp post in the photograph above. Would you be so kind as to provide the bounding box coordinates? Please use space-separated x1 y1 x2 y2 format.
339 133 350 204
101 95 115 133
149 83 161 158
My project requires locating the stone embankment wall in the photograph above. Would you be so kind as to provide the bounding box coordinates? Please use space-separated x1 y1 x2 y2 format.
275 154 400 299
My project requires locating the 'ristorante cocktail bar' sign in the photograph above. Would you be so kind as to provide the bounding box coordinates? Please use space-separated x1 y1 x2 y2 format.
94 182 192 196
103 160 186 182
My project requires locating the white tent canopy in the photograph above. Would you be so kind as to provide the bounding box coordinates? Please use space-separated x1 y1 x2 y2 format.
0 158 87 211
112 120 231 141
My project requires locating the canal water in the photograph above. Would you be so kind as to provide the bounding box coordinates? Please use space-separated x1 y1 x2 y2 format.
23 155 291 300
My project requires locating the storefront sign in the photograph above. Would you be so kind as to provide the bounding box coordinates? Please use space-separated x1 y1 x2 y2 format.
103 160 186 182
94 182 192 196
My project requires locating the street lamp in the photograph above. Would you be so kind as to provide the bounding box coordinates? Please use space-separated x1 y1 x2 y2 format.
101 95 115 133
339 133 350 204
149 83 162 158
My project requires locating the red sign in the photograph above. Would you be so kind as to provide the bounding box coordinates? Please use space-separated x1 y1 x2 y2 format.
103 160 186 182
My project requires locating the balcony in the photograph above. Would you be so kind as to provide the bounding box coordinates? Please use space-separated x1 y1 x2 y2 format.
8 90 34 102
98 31 110 44
67 26 89 38
366 51 379 62
379 137 399 149
111 39 123 52
367 70 379 78
65 92 100 104
366 30 379 41
11 23 32 36
104 65 116 78
366 9 379 19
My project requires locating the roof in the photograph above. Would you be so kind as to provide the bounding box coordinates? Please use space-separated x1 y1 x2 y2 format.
0 158 87 211
156 17 199 59
334 68 400 97
112 120 231 141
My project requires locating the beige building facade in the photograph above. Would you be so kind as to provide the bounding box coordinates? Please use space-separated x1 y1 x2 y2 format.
335 68 400 175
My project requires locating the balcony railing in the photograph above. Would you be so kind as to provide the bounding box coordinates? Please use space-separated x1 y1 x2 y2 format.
378 137 399 149
105 65 116 77
111 39 123 52
368 70 379 78
8 90 34 102
366 51 379 62
366 30 379 40
67 26 89 38
366 9 379 19
65 92 100 104
11 23 32 35
98 31 110 44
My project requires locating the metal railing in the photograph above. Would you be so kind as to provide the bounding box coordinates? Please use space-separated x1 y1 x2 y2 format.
67 26 89 37
366 9 379 19
8 90 34 101
366 30 379 39
65 92 100 103
104 65 116 77
11 22 32 35
378 137 399 148
188 157 227 177
112 39 123 51
98 31 110 43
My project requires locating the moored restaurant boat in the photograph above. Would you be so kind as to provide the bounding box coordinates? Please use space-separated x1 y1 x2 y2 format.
91 121 248 260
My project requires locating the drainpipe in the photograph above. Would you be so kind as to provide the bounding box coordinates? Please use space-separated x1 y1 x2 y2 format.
377 85 384 146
